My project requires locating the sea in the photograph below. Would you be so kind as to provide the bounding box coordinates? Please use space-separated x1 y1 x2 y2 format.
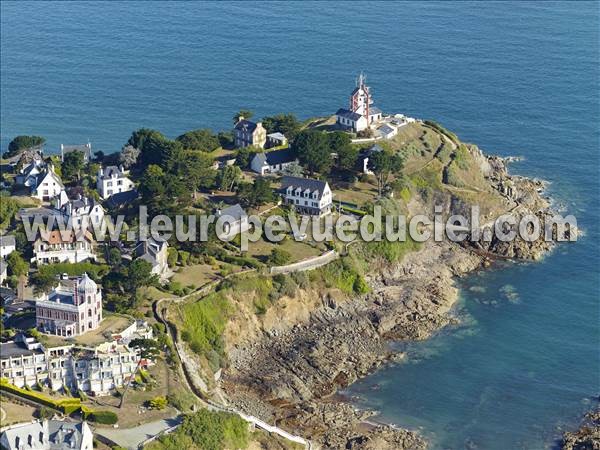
1 2 598 449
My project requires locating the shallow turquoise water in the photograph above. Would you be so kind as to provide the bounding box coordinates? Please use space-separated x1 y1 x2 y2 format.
1 2 598 448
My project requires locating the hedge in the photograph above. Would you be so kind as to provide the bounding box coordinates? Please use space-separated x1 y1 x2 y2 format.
340 205 367 217
0 379 81 414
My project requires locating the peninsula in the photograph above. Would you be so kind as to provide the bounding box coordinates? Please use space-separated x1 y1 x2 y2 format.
0 75 573 450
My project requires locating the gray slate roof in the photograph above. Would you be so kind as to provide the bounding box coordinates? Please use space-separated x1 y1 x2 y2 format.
281 176 328 200
252 148 296 166
369 106 382 115
336 108 363 121
217 203 246 221
234 119 259 133
99 165 124 180
0 234 16 248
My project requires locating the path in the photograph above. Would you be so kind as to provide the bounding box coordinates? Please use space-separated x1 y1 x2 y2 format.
96 416 183 450
151 270 313 449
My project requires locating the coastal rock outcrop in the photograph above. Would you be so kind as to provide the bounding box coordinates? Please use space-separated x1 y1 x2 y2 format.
562 408 600 450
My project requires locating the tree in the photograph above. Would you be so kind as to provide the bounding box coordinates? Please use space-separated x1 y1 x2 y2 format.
120 338 161 408
282 161 304 177
119 145 140 168
180 151 216 192
107 248 122 268
216 165 241 191
61 150 85 182
294 130 332 175
233 109 253 124
167 248 178 267
234 147 252 169
368 151 404 196
237 177 274 208
6 251 28 277
0 194 18 230
4 135 45 159
127 259 156 292
329 132 358 170
139 165 166 200
126 128 169 167
261 113 302 141
217 131 234 149
93 151 105 163
267 248 291 266
176 129 220 152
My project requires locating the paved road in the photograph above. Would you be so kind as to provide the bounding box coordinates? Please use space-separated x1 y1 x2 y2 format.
96 416 182 450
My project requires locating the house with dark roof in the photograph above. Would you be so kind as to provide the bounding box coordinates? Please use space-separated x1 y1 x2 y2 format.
215 203 249 240
60 142 92 163
233 117 267 148
96 165 135 200
281 176 333 216
250 148 298 175
134 237 170 280
31 165 66 202
0 234 16 258
0 419 94 450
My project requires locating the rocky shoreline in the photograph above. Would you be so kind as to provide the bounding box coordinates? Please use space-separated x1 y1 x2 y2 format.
222 154 562 449
561 407 600 450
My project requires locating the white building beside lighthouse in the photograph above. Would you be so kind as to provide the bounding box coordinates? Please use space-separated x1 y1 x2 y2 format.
336 73 383 132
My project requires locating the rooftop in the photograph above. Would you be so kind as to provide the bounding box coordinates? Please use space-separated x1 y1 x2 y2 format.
336 108 363 121
281 176 329 200
234 119 260 133
252 148 297 166
217 203 246 222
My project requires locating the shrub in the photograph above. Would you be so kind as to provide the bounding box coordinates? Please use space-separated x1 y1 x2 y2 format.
82 407 118 425
149 396 168 410
154 409 248 450
267 248 292 266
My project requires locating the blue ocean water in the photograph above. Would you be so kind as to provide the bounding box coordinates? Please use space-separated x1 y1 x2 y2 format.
1 2 598 449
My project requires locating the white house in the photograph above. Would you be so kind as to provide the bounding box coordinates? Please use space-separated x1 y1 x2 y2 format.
134 237 170 280
28 164 65 202
32 230 96 265
335 109 368 132
250 148 298 175
96 165 135 200
215 203 249 240
266 132 288 148
61 142 92 163
15 159 45 187
35 273 103 337
281 176 333 216
0 235 16 258
0 419 94 450
0 330 151 397
56 194 105 229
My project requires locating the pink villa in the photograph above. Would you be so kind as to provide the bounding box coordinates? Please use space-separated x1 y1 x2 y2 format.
35 273 103 337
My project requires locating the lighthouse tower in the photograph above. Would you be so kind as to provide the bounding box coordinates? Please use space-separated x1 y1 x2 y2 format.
349 72 373 118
